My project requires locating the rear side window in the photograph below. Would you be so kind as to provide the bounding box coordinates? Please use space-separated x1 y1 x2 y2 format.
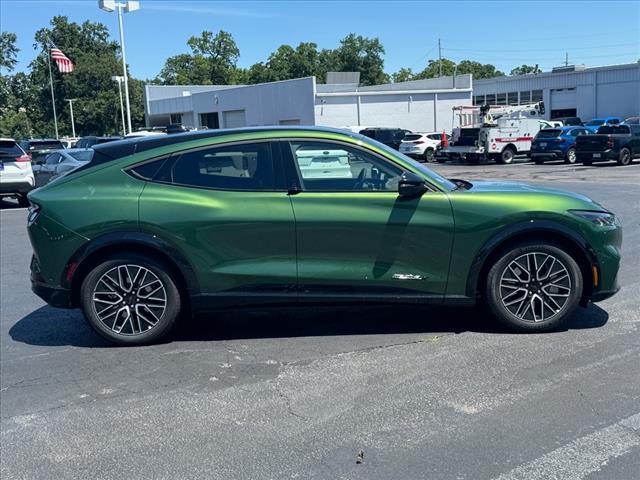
25 141 64 150
536 129 561 138
0 141 22 158
404 134 423 141
157 142 275 190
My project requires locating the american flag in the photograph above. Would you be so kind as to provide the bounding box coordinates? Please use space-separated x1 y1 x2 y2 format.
48 40 74 73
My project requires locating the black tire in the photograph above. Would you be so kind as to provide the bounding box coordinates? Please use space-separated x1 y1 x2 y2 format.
423 148 435 163
497 147 515 164
80 254 182 345
617 147 632 166
436 155 446 163
485 242 583 332
17 195 29 207
534 158 544 165
565 148 577 164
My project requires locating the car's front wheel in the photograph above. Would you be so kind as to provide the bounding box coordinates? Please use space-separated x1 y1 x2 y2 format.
485 242 583 332
80 254 182 345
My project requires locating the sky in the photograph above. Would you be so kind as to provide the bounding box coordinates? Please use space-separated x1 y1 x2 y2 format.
1 0 639 80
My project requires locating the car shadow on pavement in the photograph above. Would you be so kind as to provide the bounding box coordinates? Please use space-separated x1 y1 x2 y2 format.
9 302 610 347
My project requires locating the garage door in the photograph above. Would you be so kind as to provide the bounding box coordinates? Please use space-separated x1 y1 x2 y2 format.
550 88 577 110
223 110 246 128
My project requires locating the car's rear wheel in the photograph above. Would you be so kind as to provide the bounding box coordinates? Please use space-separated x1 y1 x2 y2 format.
618 147 632 166
565 148 577 164
17 194 29 207
80 254 181 345
423 148 435 163
497 147 515 164
485 242 583 332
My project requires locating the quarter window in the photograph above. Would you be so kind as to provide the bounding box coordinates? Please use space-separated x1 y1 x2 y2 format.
289 141 403 192
158 142 275 190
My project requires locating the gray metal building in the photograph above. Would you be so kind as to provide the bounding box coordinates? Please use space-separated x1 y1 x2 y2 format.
473 63 640 120
144 75 474 133
143 63 640 132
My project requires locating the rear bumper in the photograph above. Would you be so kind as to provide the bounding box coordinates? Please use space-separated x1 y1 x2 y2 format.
577 150 616 162
0 180 34 195
531 150 564 160
31 276 73 308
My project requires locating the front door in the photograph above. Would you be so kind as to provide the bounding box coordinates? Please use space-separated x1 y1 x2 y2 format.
283 139 454 301
138 140 296 305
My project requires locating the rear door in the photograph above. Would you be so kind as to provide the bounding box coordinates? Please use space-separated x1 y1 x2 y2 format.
138 140 297 305
283 138 454 301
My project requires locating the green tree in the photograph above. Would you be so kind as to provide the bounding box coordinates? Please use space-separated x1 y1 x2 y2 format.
414 58 457 79
392 67 415 83
246 42 322 84
0 32 19 72
329 34 389 85
456 60 504 79
510 64 541 76
159 30 241 85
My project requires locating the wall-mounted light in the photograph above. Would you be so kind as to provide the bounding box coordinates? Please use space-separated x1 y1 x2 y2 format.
214 95 219 105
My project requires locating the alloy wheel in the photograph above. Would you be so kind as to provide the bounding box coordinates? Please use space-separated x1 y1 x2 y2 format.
92 264 167 336
498 252 572 323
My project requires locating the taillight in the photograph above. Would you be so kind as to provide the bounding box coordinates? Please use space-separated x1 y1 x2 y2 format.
16 155 31 163
606 137 614 149
413 140 425 144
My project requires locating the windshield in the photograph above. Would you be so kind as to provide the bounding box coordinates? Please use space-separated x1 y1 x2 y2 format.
68 150 94 162
25 141 64 150
355 134 457 191
586 119 605 126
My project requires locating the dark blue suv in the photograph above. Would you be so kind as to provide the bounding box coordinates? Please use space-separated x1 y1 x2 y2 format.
531 126 592 164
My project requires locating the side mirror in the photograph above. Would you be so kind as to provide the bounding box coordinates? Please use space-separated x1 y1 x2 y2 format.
398 171 428 198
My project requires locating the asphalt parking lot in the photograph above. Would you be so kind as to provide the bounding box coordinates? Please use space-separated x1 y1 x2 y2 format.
1 160 639 479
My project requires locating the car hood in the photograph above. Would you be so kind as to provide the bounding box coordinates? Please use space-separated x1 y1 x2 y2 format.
464 180 605 209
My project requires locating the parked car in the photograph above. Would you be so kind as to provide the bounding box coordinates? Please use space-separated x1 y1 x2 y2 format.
555 117 583 127
19 139 65 164
358 127 412 150
399 132 449 162
33 148 94 187
531 126 592 164
575 124 640 166
27 126 621 345
583 117 622 132
74 136 122 149
0 138 34 206
622 117 640 125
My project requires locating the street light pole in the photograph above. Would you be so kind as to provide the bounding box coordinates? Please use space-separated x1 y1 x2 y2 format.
111 76 126 136
116 4 132 135
99 1 139 135
65 98 77 138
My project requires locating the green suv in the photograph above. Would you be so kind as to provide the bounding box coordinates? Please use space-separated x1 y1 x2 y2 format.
27 127 621 345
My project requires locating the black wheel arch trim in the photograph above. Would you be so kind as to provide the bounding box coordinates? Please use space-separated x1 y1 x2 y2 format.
465 220 598 299
63 231 200 299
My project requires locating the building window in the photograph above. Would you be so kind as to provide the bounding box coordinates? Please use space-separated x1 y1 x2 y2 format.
520 91 531 104
486 94 496 105
507 92 518 105
532 90 543 102
169 113 182 124
473 95 485 106
496 93 507 105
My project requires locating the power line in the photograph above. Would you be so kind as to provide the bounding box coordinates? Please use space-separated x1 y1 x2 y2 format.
443 42 639 54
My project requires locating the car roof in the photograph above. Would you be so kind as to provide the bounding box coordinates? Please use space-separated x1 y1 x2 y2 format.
93 126 362 160
0 137 17 142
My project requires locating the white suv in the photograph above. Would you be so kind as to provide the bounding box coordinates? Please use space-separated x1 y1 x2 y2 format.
399 132 448 162
0 138 35 206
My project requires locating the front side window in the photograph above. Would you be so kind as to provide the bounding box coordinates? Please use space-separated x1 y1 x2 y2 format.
158 142 275 190
45 153 62 165
289 141 402 192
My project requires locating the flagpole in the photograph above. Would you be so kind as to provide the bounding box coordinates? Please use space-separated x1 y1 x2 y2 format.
46 41 59 139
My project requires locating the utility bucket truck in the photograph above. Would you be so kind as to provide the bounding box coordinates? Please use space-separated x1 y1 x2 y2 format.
436 102 546 164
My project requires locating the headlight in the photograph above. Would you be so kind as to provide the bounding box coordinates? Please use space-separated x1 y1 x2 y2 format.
569 209 618 227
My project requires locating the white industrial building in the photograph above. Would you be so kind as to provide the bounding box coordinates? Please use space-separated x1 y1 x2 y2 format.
143 63 640 131
144 74 474 133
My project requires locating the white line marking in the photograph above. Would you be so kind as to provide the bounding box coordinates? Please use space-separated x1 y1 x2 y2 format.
493 413 640 480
